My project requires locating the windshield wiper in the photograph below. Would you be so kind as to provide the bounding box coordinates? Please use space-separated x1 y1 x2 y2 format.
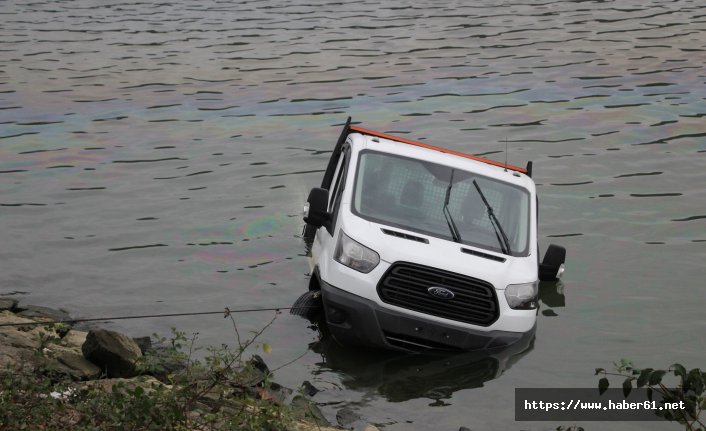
472 179 512 255
443 169 462 243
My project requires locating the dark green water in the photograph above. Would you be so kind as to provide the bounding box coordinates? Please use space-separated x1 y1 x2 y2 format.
1 1 704 429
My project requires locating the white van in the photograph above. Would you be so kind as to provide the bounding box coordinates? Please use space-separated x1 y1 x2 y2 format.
301 118 565 352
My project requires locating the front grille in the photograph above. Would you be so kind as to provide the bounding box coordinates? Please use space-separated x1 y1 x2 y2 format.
377 262 499 326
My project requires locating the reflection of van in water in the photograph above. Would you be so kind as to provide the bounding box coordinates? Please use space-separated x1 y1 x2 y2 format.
308 324 535 403
302 118 565 352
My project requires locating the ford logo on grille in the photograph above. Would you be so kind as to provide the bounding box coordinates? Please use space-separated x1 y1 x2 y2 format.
427 286 455 300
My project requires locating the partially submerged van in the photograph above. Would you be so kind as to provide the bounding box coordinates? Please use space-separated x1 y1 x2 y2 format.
302 118 565 352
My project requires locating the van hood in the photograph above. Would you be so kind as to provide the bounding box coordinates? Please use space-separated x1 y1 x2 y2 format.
341 214 537 289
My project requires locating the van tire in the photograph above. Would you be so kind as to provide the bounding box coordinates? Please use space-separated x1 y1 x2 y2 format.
539 244 566 281
290 290 323 319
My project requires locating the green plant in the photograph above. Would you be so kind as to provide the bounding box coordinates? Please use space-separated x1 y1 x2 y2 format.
1 311 297 431
0 364 71 429
35 324 63 355
596 359 705 430
136 329 190 379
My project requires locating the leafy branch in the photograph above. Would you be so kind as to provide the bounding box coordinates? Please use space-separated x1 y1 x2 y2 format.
596 359 705 431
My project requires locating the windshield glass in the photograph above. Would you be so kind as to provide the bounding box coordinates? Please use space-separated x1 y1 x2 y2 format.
352 150 531 256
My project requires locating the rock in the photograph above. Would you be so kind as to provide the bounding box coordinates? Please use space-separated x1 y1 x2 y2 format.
16 305 73 325
132 336 152 354
290 395 330 427
236 354 270 387
459 427 472 431
44 342 83 359
334 408 375 431
0 309 40 329
145 345 187 378
336 407 362 429
249 354 270 374
237 363 267 387
0 311 48 350
258 382 293 404
82 329 142 378
0 345 24 368
57 352 101 380
255 385 288 404
301 380 319 397
0 298 17 312
0 325 41 350
80 376 169 394
61 329 88 351
254 381 294 404
288 422 342 431
0 310 73 369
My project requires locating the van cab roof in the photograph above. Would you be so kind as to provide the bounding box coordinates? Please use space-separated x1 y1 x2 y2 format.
348 124 531 176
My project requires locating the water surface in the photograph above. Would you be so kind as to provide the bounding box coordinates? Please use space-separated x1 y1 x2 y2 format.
1 1 705 429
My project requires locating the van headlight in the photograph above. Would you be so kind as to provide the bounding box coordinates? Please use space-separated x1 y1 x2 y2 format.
334 231 380 273
505 281 538 310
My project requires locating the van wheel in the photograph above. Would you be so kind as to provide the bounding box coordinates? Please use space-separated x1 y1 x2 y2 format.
290 290 323 320
539 244 566 281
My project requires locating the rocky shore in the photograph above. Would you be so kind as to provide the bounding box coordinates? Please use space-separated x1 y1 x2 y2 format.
0 299 378 431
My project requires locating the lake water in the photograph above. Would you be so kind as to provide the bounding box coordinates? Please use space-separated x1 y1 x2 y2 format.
1 0 704 429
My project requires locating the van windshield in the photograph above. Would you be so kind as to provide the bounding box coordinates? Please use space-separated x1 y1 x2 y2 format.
352 151 531 256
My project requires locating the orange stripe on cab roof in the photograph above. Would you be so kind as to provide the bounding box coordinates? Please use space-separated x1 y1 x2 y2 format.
349 125 528 174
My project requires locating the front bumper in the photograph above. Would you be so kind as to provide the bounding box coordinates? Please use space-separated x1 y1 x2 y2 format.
320 279 534 352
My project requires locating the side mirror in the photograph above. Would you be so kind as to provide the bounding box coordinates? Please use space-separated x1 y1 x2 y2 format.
539 244 566 281
303 187 330 228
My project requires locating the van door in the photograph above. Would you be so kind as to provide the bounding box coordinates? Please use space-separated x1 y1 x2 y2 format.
320 117 351 189
312 147 349 265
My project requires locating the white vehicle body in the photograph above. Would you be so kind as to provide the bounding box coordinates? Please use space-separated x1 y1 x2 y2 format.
303 119 564 352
